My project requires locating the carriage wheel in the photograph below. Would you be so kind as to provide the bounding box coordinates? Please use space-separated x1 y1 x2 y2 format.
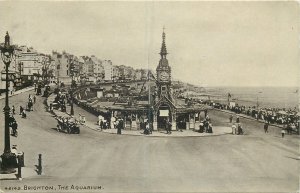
77 129 80 134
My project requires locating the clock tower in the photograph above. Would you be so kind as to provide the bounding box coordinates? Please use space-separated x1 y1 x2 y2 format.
156 28 172 100
153 28 176 131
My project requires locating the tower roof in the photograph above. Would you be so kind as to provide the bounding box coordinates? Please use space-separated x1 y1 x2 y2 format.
157 27 171 71
160 27 168 57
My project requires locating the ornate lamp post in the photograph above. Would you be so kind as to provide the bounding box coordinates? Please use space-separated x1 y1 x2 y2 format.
0 32 16 174
70 68 74 116
70 83 74 116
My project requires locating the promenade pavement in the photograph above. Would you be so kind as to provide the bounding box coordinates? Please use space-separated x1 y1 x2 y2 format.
0 89 299 193
0 86 34 100
101 126 232 137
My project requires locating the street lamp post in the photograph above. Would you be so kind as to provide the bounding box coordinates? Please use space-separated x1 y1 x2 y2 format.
70 83 74 115
0 32 16 174
70 66 74 116
257 91 263 109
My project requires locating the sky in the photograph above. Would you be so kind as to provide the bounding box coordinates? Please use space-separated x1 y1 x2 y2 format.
0 1 299 87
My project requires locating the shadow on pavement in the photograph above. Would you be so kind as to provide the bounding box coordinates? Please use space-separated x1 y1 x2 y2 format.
285 156 300 161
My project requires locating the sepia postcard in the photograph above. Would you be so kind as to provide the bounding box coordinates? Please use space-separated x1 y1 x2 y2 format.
0 1 299 193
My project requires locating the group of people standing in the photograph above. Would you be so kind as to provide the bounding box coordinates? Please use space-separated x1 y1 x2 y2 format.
198 115 213 133
230 113 293 137
97 114 124 134
264 120 294 138
140 120 152 135
9 94 37 137
98 116 110 130
17 94 36 119
115 118 124 134
230 115 244 135
98 119 110 130
199 120 213 133
9 115 18 137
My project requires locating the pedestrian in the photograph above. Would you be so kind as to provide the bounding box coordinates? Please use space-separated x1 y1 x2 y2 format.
165 119 169 134
237 123 243 135
281 128 286 138
144 121 150 135
229 114 233 123
82 115 86 124
166 119 172 134
236 115 240 123
199 121 204 133
264 121 269 133
19 106 23 115
103 120 107 129
204 120 209 133
287 123 291 135
12 120 18 137
208 123 213 133
100 120 104 130
169 121 172 134
117 118 123 134
33 95 36 103
206 115 210 122
79 114 82 124
111 116 116 129
49 103 53 112
22 109 26 118
232 123 237 135
98 115 102 126
12 105 15 115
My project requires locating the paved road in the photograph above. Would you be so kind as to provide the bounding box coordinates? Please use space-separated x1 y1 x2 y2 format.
0 90 299 193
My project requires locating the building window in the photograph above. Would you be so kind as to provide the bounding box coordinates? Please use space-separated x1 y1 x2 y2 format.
67 70 68 75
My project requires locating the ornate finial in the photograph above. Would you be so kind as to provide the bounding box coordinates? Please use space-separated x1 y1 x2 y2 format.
162 26 166 41
160 27 168 58
5 31 10 47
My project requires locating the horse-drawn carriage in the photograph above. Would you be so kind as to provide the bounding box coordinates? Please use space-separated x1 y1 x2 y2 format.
55 112 80 134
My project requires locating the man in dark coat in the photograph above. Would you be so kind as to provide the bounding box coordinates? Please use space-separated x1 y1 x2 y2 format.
117 119 123 134
237 123 243 135
204 120 209 133
12 105 15 115
229 115 233 123
236 115 240 123
12 121 18 136
199 121 204 133
264 122 269 133
166 119 172 134
19 106 23 115
100 120 104 130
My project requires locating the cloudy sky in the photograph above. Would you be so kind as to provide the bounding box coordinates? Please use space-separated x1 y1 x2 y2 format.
0 1 299 87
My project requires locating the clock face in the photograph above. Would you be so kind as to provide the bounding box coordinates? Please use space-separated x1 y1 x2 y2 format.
160 71 169 81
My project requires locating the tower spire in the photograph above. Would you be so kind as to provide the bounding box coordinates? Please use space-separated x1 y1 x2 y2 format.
160 27 168 58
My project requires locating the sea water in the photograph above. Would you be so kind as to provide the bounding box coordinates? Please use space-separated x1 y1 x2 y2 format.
206 87 299 110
